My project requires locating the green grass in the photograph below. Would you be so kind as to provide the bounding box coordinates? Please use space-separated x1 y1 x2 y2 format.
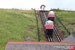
51 9 75 37
0 9 44 50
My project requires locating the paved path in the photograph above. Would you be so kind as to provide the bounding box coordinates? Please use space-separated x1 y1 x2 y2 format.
6 42 74 50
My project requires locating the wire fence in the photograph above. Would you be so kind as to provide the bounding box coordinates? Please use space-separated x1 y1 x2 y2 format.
34 9 41 41
55 14 71 35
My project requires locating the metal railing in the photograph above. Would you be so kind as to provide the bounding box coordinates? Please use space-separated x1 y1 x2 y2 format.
34 9 41 41
55 14 71 35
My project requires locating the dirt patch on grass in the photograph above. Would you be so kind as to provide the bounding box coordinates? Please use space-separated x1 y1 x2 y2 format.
26 36 33 41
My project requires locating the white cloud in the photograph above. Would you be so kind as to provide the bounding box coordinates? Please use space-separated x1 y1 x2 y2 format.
0 0 75 10
45 0 75 10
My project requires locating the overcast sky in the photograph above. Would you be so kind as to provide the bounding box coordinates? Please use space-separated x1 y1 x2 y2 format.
0 0 75 10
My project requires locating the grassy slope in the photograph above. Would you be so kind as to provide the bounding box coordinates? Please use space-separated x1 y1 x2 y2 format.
54 10 75 37
0 9 44 50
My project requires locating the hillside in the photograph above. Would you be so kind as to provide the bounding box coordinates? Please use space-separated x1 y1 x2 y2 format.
51 9 75 37
0 9 44 50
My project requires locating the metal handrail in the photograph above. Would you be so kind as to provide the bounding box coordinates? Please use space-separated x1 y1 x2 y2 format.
34 9 41 41
55 14 71 35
